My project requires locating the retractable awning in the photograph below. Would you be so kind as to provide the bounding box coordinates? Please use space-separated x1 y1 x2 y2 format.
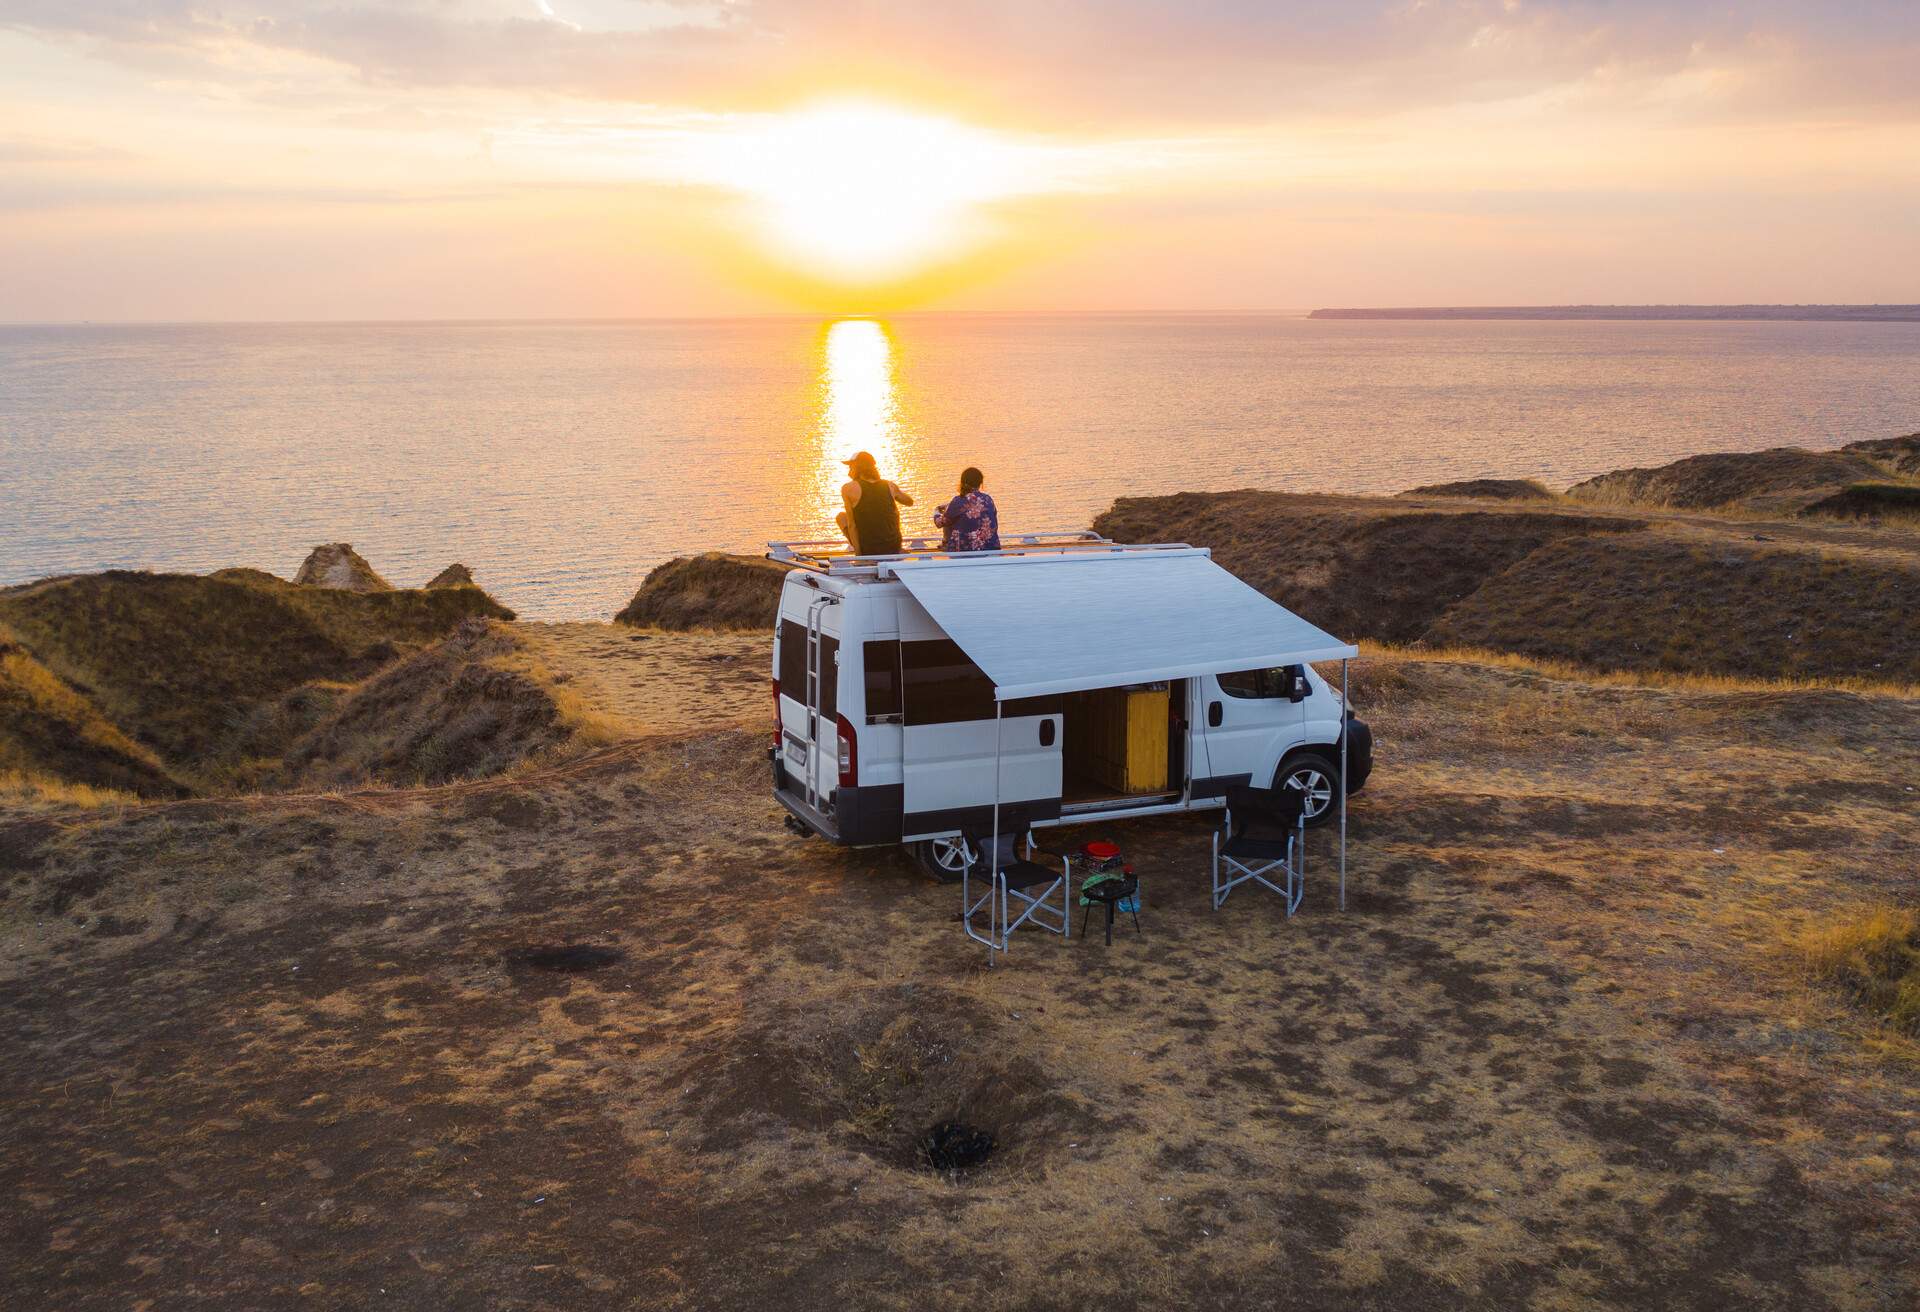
887 549 1358 700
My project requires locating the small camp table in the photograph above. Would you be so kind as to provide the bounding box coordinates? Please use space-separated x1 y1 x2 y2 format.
1077 841 1141 946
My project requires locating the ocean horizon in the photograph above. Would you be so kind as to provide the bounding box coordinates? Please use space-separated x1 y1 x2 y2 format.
5 312 1918 620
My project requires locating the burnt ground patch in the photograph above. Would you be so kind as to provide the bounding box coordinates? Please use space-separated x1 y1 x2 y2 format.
508 943 625 973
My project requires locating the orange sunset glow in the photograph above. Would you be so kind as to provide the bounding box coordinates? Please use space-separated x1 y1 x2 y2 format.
5 3 1919 319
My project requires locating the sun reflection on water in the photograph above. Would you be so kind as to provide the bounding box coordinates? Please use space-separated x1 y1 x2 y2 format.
810 317 926 534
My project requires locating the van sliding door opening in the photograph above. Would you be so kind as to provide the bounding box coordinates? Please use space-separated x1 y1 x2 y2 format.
1060 680 1187 806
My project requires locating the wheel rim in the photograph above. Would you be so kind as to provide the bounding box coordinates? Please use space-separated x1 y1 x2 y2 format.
1283 766 1335 818
928 838 969 874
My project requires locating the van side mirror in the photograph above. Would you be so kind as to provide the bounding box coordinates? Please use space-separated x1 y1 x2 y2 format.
1288 670 1309 703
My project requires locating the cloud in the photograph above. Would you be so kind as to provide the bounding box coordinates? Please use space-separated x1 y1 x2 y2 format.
4 2 1917 126
0 135 137 163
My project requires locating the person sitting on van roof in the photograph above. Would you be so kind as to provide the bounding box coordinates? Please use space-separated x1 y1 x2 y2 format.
837 450 913 556
933 466 1001 553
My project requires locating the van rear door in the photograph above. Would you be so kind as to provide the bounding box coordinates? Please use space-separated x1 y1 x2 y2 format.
898 638 1062 837
776 602 842 811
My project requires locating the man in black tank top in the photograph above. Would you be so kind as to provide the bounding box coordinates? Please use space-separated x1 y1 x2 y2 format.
837 450 914 556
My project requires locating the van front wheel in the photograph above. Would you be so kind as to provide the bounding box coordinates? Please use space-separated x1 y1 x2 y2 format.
1276 752 1341 827
913 838 970 884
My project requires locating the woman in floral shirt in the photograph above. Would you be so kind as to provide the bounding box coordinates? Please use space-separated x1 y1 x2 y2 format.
934 466 1001 552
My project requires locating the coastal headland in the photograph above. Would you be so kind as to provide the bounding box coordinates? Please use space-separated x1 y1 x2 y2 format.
3 438 1917 1310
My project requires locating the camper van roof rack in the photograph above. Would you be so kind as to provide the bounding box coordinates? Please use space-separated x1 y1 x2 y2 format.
767 530 1197 576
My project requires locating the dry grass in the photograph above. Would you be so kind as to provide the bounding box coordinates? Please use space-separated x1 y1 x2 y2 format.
0 568 511 783
1563 446 1901 511
1398 478 1558 501
0 640 184 797
1796 908 1920 1038
1360 642 1920 699
2 646 1916 1310
278 619 592 788
1099 488 1920 684
1802 484 1920 523
519 622 768 736
0 768 137 810
614 552 791 630
1424 532 1920 681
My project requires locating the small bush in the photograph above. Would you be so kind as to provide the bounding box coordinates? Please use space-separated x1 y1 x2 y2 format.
1797 907 1920 1036
615 553 789 630
1399 478 1555 501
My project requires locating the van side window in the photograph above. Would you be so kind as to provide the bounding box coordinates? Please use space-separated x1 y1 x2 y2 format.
777 619 838 720
900 639 1059 723
1217 665 1303 699
902 639 996 725
863 640 902 722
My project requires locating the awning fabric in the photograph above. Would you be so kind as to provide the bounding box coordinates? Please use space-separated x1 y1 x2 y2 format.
887 549 1358 700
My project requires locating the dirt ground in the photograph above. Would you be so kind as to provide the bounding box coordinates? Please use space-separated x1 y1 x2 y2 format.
519 623 766 735
2 636 1917 1311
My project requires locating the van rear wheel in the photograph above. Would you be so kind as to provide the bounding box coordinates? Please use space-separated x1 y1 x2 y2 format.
1277 752 1341 828
913 838 970 884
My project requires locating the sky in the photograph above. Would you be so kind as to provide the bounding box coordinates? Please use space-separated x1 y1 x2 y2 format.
1 1 1918 320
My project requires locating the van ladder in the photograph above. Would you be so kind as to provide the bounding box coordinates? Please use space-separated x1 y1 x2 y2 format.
802 597 834 812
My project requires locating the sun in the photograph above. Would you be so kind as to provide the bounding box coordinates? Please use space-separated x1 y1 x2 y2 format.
713 101 1034 285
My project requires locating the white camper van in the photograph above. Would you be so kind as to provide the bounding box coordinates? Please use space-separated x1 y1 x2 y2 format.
768 532 1373 878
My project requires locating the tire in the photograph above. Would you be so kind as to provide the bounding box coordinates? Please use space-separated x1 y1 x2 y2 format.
1276 751 1341 828
913 837 970 884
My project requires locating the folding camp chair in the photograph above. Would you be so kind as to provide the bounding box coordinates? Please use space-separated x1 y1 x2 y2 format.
1211 784 1309 913
960 810 1073 954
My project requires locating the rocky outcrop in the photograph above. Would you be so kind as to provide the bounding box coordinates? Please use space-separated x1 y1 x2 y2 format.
294 544 392 592
426 564 475 590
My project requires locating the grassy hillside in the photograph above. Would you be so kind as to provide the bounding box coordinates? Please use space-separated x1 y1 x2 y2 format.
0 569 512 786
1843 432 1920 477
280 619 614 788
615 552 791 630
0 635 184 798
1566 447 1889 511
1424 532 1920 681
1095 491 1920 682
1563 435 1920 514
1095 492 1644 643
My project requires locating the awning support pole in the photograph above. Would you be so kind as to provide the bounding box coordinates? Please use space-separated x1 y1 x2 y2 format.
1340 656 1349 912
990 699 1004 963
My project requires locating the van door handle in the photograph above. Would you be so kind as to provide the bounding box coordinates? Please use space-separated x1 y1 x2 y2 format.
1039 718 1056 748
1207 701 1223 728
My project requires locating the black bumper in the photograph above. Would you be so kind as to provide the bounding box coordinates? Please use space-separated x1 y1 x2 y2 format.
771 751 904 846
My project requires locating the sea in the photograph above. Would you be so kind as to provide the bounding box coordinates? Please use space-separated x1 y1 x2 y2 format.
4 314 1918 620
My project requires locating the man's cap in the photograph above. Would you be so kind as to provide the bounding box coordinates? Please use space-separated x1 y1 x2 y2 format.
843 450 878 471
